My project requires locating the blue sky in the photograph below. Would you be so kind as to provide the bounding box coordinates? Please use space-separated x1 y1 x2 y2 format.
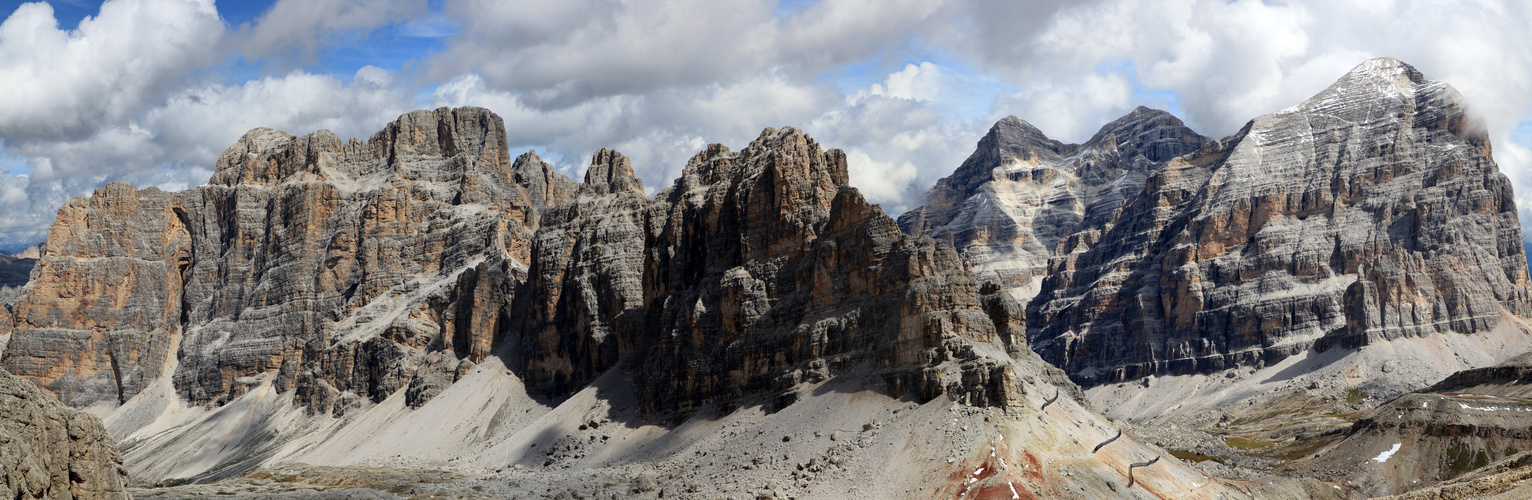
1 0 1531 252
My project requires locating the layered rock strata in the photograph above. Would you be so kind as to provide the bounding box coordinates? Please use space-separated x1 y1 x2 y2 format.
1028 58 1531 385
898 107 1206 301
0 367 129 499
511 128 1026 412
0 108 1024 421
3 107 565 414
4 184 189 408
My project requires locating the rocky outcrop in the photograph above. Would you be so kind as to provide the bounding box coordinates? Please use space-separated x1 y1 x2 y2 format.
3 184 189 407
1028 58 1532 385
3 107 565 416
636 128 1020 413
508 127 1027 412
0 367 129 499
898 107 1206 301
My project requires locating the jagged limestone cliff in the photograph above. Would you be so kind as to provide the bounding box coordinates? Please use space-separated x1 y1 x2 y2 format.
2 108 1029 419
4 108 557 417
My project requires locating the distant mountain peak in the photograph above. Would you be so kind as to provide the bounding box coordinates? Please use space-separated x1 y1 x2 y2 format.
897 106 1206 300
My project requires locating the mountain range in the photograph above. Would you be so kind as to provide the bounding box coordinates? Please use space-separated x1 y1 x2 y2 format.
2 57 1530 499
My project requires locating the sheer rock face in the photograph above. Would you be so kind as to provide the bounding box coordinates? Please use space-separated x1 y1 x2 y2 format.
516 148 651 397
3 183 190 407
1029 58 1532 386
898 107 1206 302
3 107 567 414
0 367 129 499
637 127 1019 413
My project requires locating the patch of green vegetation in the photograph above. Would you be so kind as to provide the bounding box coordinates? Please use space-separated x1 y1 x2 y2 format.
1264 435 1343 461
1345 388 1368 405
1169 449 1225 463
1448 441 1491 472
1225 436 1278 450
158 477 197 488
1229 408 1296 427
1225 393 1337 428
1327 411 1365 421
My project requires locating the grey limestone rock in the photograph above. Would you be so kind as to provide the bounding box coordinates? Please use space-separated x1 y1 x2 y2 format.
505 127 1028 412
0 367 129 499
2 107 566 417
1028 58 1532 385
516 148 651 397
0 107 1029 421
898 106 1206 303
2 183 189 408
636 127 1012 413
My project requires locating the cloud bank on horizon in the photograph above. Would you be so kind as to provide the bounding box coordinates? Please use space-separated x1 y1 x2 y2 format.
1 0 1531 251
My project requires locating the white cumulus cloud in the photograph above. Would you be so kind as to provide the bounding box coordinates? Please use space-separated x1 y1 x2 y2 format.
0 0 223 141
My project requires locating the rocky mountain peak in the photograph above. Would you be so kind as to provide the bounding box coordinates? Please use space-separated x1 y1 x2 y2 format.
510 149 578 212
1 106 566 411
988 115 1063 152
680 126 849 191
1080 106 1203 162
897 107 1206 301
1030 57 1531 389
662 126 851 263
581 148 643 196
375 106 512 170
1332 56 1426 90
1309 57 1490 158
207 127 298 186
637 124 1021 414
1278 58 1438 114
